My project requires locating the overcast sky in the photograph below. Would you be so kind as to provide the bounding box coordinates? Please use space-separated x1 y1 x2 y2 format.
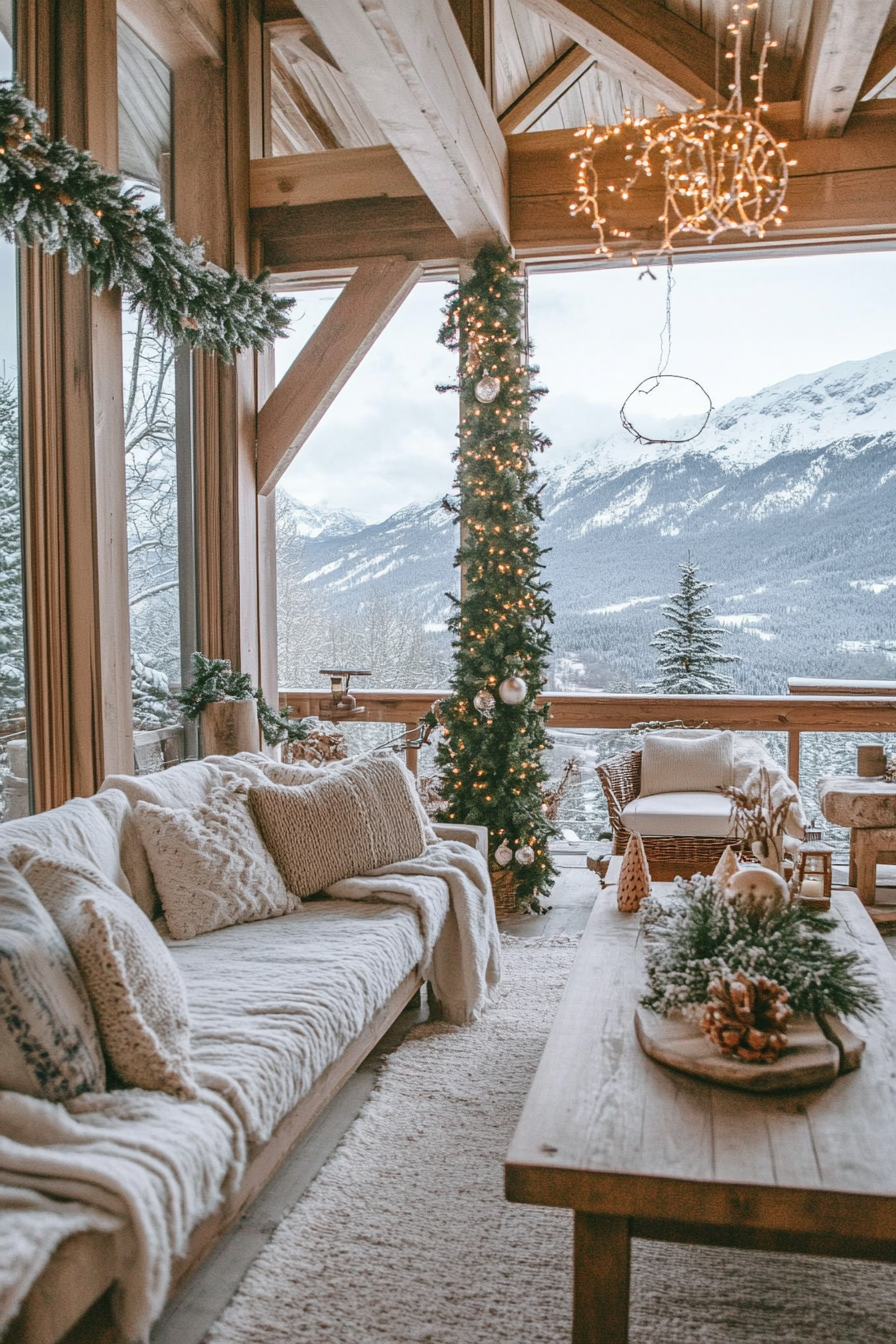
276 250 896 523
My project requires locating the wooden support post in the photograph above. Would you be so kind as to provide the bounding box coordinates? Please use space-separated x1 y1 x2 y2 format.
19 0 134 806
788 731 801 788
404 723 420 777
573 1212 631 1344
256 256 421 496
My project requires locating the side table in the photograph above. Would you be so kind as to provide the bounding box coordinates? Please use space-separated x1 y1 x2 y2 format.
818 776 896 904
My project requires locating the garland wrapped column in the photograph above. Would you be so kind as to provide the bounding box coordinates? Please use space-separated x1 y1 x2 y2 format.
432 243 556 911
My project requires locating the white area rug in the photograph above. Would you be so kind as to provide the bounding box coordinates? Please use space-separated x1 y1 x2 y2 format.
206 937 896 1344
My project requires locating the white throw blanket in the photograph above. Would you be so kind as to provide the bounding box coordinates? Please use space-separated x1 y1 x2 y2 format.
732 735 807 838
326 838 501 1025
0 1086 245 1343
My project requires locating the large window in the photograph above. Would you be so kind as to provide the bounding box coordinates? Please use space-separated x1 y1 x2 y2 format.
118 19 196 770
0 1 31 820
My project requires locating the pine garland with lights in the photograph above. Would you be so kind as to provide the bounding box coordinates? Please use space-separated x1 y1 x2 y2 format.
0 83 291 359
431 243 555 910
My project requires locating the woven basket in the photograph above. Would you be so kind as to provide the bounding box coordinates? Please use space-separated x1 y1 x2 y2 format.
596 747 742 882
489 866 519 918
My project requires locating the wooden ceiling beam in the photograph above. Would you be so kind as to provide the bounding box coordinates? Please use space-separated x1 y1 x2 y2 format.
515 0 718 111
251 108 896 273
859 26 896 100
299 0 508 248
256 255 422 496
251 147 423 210
500 44 594 133
801 0 892 138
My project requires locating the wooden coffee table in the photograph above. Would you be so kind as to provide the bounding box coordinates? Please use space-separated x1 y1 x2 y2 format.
505 881 896 1343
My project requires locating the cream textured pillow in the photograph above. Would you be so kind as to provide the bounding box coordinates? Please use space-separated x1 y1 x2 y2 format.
263 755 437 844
133 780 298 940
640 730 734 797
249 753 428 898
0 857 105 1100
21 854 197 1099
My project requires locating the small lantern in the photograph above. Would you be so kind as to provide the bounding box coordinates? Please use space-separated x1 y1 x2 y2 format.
795 826 833 909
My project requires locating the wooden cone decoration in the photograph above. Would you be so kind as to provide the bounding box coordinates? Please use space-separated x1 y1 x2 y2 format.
712 845 740 888
618 833 650 912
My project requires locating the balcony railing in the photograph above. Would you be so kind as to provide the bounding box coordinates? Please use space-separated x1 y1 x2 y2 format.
280 687 896 784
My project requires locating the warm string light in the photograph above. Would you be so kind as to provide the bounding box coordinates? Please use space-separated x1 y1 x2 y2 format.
570 2 795 261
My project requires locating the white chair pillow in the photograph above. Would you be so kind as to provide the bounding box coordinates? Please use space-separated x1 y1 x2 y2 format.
640 730 734 797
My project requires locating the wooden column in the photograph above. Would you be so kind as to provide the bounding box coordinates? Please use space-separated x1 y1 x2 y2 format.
173 0 261 686
18 0 133 809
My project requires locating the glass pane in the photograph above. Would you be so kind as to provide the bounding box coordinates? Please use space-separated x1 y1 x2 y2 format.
275 281 458 698
118 20 190 772
0 5 32 821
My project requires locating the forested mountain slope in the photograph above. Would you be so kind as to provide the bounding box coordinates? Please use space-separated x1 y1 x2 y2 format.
277 350 896 695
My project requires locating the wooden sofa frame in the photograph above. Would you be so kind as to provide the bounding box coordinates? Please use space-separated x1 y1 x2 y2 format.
8 822 487 1344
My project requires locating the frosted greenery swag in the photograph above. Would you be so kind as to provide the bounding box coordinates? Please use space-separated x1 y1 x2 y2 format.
0 83 291 359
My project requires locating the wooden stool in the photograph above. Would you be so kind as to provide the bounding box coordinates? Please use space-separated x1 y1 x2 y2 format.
818 777 896 905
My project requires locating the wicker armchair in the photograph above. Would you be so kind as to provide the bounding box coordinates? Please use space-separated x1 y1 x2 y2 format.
596 747 740 881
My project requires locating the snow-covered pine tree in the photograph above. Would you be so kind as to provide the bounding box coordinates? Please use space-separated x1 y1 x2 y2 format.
646 556 739 693
0 377 25 727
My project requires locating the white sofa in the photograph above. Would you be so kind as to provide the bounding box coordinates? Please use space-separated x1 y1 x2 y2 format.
0 755 487 1344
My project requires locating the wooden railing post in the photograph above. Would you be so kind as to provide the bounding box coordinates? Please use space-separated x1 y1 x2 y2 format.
788 731 801 787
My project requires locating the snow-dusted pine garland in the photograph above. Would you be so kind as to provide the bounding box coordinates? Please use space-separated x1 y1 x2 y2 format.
0 83 292 359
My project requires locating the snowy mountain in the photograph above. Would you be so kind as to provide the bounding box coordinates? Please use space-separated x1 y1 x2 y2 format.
277 350 896 694
279 498 368 539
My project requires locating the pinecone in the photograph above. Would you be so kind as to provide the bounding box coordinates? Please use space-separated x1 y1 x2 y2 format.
701 971 792 1064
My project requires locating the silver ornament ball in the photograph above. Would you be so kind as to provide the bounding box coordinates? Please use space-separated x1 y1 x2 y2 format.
474 375 501 404
498 675 528 705
494 841 513 867
472 688 496 717
515 845 535 866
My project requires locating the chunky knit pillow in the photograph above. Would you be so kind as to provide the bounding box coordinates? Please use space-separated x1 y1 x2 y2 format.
133 779 298 940
0 857 105 1100
21 854 196 1099
249 753 428 898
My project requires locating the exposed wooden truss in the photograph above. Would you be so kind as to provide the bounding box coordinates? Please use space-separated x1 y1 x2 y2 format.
250 104 896 274
256 256 422 496
298 0 508 248
250 147 423 209
861 25 896 99
801 0 893 137
499 43 594 131
514 0 718 110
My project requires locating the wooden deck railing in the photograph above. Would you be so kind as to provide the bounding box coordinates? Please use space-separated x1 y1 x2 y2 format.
280 689 896 783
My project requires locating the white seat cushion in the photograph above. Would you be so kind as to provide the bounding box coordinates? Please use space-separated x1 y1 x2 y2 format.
621 791 735 839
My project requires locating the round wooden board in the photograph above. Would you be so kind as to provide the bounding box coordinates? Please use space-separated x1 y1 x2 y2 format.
634 1006 841 1092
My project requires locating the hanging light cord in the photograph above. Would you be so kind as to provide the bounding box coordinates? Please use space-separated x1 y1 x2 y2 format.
657 256 674 379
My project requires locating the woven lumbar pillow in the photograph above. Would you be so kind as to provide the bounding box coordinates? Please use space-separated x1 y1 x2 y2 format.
21 854 197 1099
249 753 428 898
133 779 299 940
0 856 105 1100
640 730 734 797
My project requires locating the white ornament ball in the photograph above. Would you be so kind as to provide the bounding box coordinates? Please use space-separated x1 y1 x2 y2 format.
515 844 535 866
723 866 789 915
472 688 496 717
498 675 528 705
494 841 513 867
474 374 501 403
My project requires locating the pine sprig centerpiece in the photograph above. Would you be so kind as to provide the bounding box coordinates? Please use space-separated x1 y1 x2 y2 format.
642 874 880 1022
0 83 291 359
432 243 555 910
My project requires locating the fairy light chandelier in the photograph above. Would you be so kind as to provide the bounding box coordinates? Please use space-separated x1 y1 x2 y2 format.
570 3 797 261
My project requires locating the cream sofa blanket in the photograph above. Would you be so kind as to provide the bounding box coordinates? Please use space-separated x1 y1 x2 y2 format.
326 838 501 1025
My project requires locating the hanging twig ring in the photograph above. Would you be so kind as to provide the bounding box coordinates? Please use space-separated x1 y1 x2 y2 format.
619 373 713 446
